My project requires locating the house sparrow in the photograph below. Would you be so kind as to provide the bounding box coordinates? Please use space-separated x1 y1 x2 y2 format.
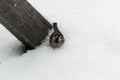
49 22 65 48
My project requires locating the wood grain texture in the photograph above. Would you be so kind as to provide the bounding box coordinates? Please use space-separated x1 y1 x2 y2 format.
0 0 52 49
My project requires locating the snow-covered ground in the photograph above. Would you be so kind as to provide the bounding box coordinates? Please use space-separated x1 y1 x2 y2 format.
0 0 120 80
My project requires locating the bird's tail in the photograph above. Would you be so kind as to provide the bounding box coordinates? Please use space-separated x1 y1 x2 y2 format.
53 22 59 31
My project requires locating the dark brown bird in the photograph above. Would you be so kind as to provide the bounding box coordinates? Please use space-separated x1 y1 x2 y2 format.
49 22 65 48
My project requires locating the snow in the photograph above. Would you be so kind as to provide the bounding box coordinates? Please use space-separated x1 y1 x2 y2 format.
0 0 120 80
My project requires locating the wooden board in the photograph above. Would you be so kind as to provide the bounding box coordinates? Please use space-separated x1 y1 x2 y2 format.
0 0 52 49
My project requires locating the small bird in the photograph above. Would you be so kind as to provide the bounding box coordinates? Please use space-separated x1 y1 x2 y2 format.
49 22 65 48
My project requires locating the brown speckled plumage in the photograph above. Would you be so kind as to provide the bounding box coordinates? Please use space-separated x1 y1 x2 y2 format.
49 22 65 48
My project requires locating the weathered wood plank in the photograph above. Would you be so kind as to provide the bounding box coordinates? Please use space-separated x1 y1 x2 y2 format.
0 0 52 49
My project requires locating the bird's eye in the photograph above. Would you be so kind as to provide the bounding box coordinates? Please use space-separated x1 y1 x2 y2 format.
55 36 58 38
60 36 63 39
53 36 58 40
58 36 63 41
53 37 56 40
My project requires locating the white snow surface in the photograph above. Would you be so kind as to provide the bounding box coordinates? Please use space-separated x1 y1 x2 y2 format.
0 0 120 80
